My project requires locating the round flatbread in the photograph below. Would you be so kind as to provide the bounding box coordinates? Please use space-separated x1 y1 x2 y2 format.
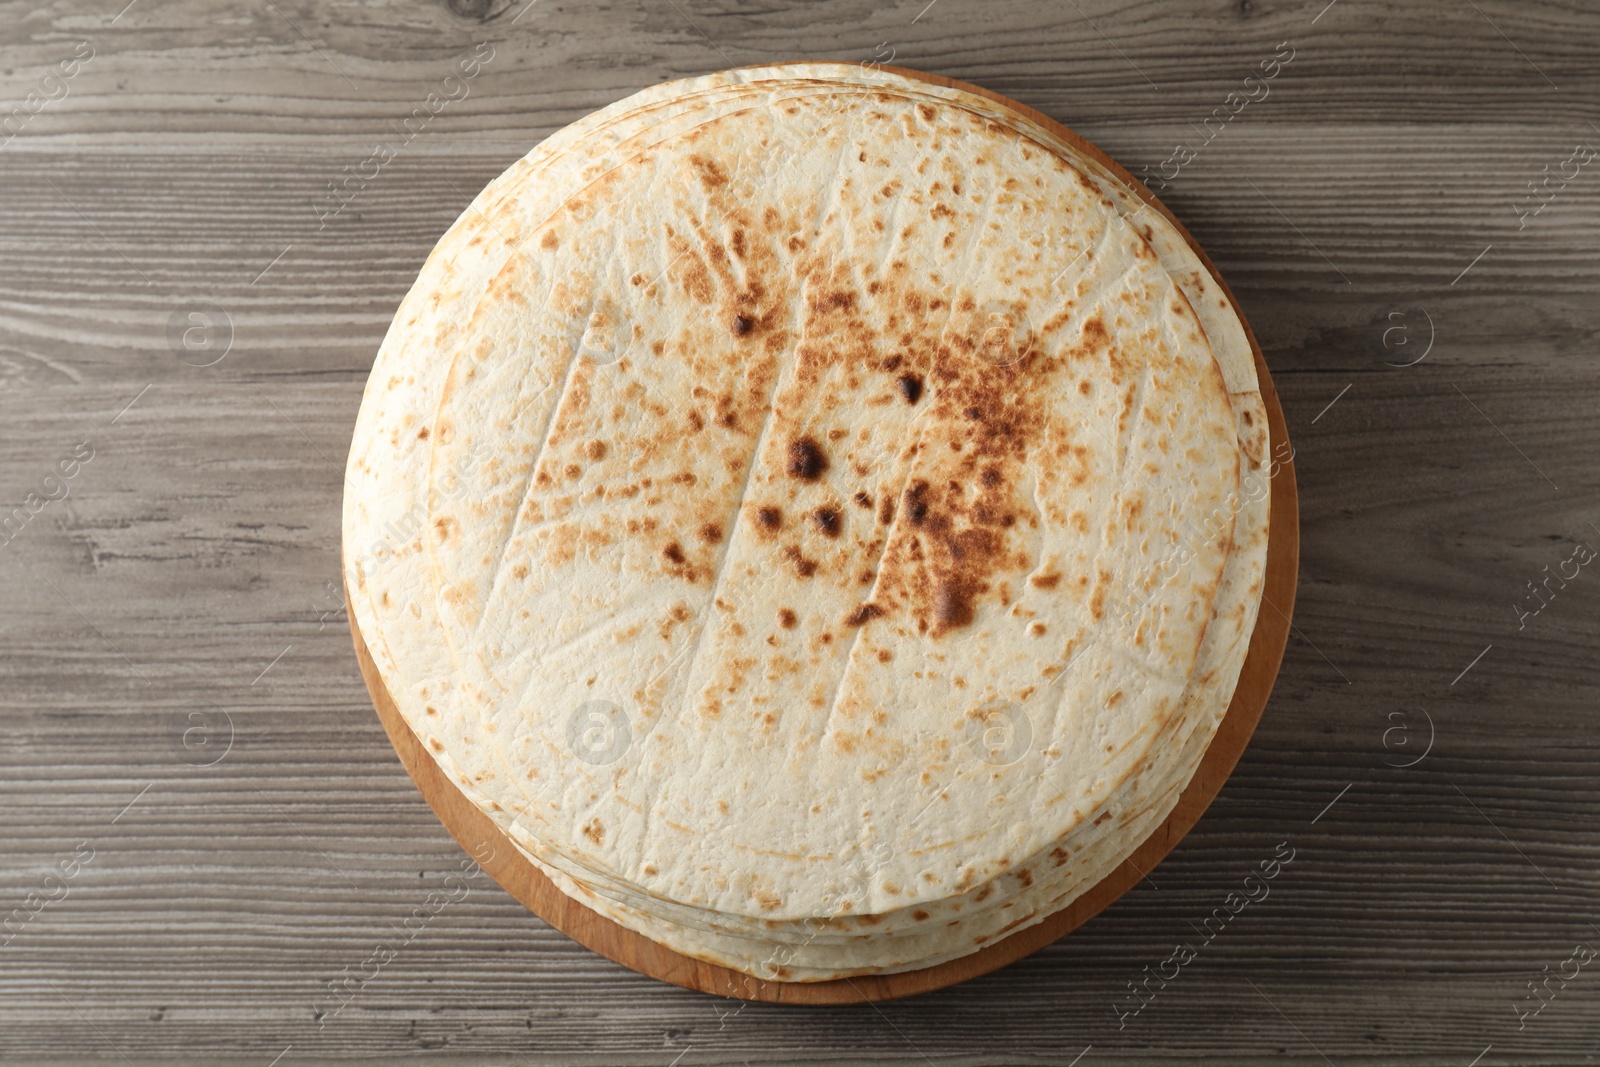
344 62 1267 979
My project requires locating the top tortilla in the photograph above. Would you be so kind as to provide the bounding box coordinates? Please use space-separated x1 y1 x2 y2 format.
343 67 1267 977
411 86 1239 920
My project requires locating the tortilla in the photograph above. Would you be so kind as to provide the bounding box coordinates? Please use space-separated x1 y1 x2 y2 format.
344 64 1267 985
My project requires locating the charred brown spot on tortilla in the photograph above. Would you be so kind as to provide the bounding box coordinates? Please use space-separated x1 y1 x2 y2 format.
877 648 892 663
853 491 872 509
845 603 884 626
756 505 782 532
783 545 819 578
877 495 895 525
786 437 827 480
539 229 558 250
814 290 855 314
904 481 931 526
584 439 607 460
1030 571 1061 590
417 426 429 440
866 311 1054 638
662 542 686 565
1081 313 1109 349
896 373 924 404
512 562 529 580
777 608 797 629
732 314 754 336
582 818 604 845
698 522 723 544
812 506 841 537
688 154 729 189
933 580 976 630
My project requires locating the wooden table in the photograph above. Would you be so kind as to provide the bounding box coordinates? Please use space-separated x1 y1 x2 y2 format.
1 1 1595 1063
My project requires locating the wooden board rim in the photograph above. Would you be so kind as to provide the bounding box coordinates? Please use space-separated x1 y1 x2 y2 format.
343 63 1300 1006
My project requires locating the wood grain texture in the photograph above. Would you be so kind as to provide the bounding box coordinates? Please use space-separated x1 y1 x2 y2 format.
1 0 1598 1062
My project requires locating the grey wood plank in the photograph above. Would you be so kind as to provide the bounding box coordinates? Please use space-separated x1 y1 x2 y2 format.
2 0 1600 1063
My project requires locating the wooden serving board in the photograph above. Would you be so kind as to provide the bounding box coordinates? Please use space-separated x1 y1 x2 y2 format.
345 65 1299 1006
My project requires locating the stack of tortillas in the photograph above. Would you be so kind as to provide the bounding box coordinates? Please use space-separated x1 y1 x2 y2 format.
343 63 1271 981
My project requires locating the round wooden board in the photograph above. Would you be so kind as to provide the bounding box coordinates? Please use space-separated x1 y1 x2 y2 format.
344 64 1300 1005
